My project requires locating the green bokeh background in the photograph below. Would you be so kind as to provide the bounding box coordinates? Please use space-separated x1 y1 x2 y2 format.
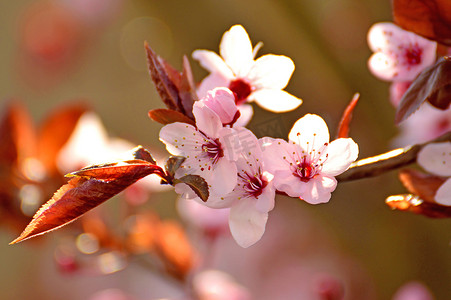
1 0 451 299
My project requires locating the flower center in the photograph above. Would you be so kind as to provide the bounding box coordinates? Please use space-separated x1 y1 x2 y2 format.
201 138 223 164
229 78 252 105
239 171 267 198
404 45 422 65
294 158 317 182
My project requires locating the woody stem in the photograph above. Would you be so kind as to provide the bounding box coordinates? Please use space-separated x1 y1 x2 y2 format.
336 131 451 182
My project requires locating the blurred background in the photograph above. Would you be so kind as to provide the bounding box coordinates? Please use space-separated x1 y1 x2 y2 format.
1 0 451 299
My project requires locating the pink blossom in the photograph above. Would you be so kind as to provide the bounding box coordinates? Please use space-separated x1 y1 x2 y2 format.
199 87 239 126
417 141 451 206
159 99 238 198
192 24 302 125
189 128 275 248
263 114 358 204
367 22 436 82
192 270 251 300
392 281 434 300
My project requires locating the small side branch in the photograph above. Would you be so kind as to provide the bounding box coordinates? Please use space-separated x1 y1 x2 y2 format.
337 131 451 182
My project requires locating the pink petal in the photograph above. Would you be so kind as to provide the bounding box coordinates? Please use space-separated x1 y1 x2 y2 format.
288 114 329 150
192 49 234 78
251 89 302 113
159 122 199 155
247 54 295 90
201 87 238 125
229 197 268 248
193 102 223 138
261 138 293 174
254 181 276 213
196 72 231 99
273 169 307 198
220 25 254 77
321 138 359 176
435 178 451 206
417 142 451 176
300 175 337 204
209 158 238 196
177 199 230 231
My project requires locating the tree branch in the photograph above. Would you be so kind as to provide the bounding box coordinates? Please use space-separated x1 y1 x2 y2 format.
337 131 451 182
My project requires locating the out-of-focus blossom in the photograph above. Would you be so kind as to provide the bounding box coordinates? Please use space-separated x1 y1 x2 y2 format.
57 111 167 203
177 198 230 238
393 103 451 147
193 24 302 126
417 141 451 206
201 88 239 126
159 99 238 198
367 22 436 82
389 81 411 107
61 0 123 26
392 281 434 300
192 270 251 300
263 114 358 204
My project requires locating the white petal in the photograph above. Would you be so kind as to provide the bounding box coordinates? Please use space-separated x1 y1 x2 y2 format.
220 25 254 77
435 178 451 206
321 138 359 176
192 49 234 78
367 22 403 53
251 89 302 113
196 73 231 99
417 142 451 176
368 52 402 82
234 104 254 127
159 122 199 155
247 54 295 89
193 103 223 138
229 198 268 248
288 114 329 150
300 175 337 204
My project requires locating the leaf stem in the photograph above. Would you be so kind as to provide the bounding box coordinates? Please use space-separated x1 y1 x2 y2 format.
337 131 451 182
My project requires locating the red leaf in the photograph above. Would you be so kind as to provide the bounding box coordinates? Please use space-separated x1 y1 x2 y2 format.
336 93 360 139
148 108 195 126
398 168 445 202
392 0 451 45
37 103 89 174
178 56 198 119
10 160 166 244
386 193 451 218
0 101 36 168
145 42 182 112
395 57 451 124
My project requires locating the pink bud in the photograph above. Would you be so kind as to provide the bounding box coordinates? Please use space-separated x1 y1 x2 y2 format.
200 88 239 125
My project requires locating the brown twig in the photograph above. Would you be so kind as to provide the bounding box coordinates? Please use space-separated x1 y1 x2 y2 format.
337 131 451 182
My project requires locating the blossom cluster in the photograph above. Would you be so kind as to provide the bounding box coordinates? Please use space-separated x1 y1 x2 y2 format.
367 22 451 208
158 25 359 247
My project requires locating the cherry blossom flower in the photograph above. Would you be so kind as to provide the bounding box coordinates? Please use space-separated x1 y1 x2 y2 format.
192 24 302 125
389 81 411 107
367 22 437 82
262 114 359 204
185 128 275 248
159 98 238 198
417 142 451 206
